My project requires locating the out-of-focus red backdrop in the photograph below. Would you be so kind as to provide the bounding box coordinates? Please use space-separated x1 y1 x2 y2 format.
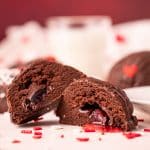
0 0 150 40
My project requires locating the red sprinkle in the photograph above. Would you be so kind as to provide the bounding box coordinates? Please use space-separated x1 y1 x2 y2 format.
21 129 32 134
33 126 42 131
12 140 21 144
123 132 142 139
34 131 42 135
144 128 150 132
60 134 64 138
122 64 138 78
116 34 126 43
138 119 144 122
76 137 89 142
33 135 42 139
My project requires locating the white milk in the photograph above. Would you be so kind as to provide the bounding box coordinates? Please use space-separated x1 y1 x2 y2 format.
47 16 115 79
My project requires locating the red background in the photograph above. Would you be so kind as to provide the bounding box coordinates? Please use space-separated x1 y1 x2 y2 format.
0 0 150 40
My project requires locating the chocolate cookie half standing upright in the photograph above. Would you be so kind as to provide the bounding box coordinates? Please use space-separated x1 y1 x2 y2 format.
7 59 85 124
56 77 137 131
107 51 150 89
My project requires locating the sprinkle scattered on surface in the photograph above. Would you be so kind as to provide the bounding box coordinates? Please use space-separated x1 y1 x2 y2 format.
21 129 32 134
33 126 42 131
33 135 42 139
12 140 21 144
34 131 42 135
144 128 150 132
76 137 89 142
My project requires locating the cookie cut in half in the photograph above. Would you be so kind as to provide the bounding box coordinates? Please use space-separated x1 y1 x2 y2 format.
7 59 85 124
56 77 137 131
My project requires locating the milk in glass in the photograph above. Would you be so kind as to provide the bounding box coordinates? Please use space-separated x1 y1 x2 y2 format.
47 16 114 79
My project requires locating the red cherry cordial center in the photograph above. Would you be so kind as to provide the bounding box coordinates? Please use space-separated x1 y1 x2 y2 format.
122 64 138 78
80 103 109 126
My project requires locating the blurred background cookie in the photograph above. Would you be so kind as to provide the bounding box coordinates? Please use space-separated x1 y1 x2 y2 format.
107 51 150 89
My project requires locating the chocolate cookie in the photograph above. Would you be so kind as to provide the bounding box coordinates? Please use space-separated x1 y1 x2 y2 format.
107 51 150 89
0 69 19 113
7 60 85 124
56 77 137 131
9 56 56 69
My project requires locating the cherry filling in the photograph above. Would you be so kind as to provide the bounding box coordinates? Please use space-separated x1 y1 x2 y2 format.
80 103 109 126
23 87 47 111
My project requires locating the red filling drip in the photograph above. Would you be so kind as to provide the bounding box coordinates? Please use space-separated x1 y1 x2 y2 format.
123 132 142 139
83 124 122 133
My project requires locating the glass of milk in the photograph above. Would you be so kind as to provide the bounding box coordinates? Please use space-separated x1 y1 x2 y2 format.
46 16 114 79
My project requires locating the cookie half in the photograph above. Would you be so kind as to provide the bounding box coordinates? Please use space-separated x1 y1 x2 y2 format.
7 60 85 124
56 77 137 131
